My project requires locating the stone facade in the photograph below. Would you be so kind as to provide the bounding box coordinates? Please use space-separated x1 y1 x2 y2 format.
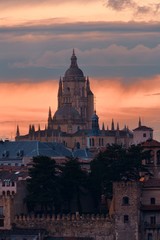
0 195 14 230
112 182 141 240
14 214 115 240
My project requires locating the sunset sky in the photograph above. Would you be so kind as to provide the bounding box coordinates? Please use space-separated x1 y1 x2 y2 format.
0 0 160 140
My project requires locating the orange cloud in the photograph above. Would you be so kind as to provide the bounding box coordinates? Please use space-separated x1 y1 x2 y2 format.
0 76 160 140
0 81 58 139
91 76 160 138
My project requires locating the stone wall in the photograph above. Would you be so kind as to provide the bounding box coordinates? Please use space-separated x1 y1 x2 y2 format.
14 214 115 240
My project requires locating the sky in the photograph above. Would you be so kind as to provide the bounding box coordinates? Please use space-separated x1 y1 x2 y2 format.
0 0 160 140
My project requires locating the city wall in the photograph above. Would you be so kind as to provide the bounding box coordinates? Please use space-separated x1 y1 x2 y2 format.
14 214 115 240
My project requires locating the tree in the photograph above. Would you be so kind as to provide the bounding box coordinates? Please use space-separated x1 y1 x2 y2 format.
60 157 88 214
89 144 148 211
26 156 61 214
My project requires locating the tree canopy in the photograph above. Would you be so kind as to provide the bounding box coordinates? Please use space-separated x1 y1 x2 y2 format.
89 144 149 209
26 156 61 214
60 157 88 214
25 144 149 214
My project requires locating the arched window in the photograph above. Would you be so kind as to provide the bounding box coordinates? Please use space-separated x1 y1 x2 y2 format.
76 142 80 149
122 196 129 205
7 190 10 196
89 138 92 146
150 198 155 205
124 215 129 223
148 233 153 240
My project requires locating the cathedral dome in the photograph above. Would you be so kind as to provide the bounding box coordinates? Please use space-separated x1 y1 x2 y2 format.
64 50 85 81
53 104 81 121
65 67 84 78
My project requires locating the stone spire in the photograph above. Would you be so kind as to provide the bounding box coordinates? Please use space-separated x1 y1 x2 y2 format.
117 122 119 131
16 125 20 137
92 111 99 136
70 49 78 68
86 77 93 95
32 125 35 133
29 124 32 135
102 122 105 131
58 77 62 97
48 107 53 129
86 77 90 90
111 119 115 131
138 117 141 127
48 107 52 120
58 77 63 108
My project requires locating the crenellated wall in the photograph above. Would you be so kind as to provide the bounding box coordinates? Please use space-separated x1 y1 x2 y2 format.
14 214 115 240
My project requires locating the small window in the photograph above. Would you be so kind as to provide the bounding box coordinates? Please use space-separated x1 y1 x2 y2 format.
0 219 4 227
76 142 80 149
150 198 155 205
150 216 156 225
122 196 129 205
143 133 146 137
124 215 129 223
12 182 15 187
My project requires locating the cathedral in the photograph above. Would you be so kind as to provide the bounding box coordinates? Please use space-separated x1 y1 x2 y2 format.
16 50 133 149
49 49 94 133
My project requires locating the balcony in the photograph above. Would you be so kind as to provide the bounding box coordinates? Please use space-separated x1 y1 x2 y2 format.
141 204 160 211
143 222 160 229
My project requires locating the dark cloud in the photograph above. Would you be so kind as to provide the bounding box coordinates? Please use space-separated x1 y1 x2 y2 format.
0 21 160 34
136 6 152 15
0 21 159 83
106 0 135 10
106 0 160 17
